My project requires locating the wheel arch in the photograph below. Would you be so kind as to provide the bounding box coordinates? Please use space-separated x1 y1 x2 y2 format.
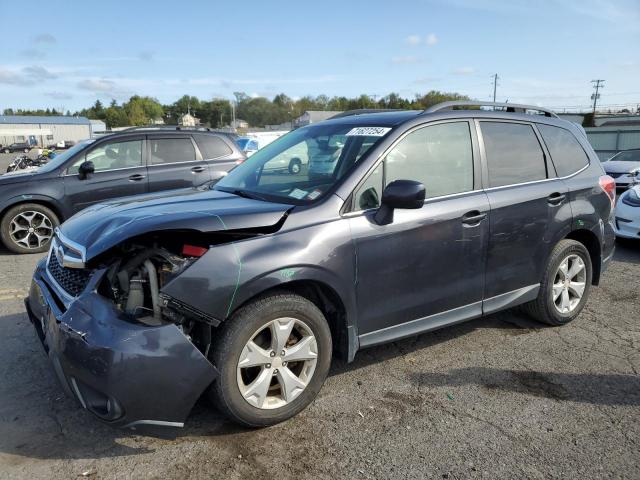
0 197 65 225
228 278 355 362
565 229 602 285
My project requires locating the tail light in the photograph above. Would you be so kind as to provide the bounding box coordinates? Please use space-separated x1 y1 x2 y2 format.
182 244 208 257
235 159 245 165
599 175 616 208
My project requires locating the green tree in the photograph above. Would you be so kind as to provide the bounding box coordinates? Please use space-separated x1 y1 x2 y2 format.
104 106 129 128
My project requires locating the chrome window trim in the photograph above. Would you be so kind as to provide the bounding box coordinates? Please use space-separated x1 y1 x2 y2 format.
62 164 144 177
147 159 207 168
342 188 485 218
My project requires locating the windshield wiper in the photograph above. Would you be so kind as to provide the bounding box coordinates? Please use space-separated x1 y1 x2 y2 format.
222 188 269 201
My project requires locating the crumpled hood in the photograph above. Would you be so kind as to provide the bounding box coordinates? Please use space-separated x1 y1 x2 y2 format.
59 187 293 260
603 161 640 174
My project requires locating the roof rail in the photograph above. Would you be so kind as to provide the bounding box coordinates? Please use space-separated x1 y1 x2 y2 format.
329 109 403 119
423 101 559 118
119 125 220 132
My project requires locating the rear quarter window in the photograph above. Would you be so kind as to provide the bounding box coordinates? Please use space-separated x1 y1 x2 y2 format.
194 135 233 160
538 124 590 177
481 122 547 188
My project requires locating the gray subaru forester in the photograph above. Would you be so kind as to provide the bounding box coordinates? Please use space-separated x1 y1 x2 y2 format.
27 102 616 428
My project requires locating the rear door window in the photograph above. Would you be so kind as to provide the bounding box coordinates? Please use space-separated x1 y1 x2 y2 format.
481 122 546 187
194 134 233 160
150 138 197 164
538 124 589 177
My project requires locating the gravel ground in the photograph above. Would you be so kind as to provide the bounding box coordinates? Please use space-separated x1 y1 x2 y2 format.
0 226 639 479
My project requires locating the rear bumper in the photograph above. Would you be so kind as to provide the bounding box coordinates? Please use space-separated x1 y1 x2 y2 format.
26 260 218 429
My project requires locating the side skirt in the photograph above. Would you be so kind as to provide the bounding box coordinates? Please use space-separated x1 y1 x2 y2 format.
356 284 539 351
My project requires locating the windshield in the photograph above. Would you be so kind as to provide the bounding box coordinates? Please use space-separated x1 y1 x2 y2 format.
214 123 391 204
236 138 251 149
37 139 95 173
609 150 640 162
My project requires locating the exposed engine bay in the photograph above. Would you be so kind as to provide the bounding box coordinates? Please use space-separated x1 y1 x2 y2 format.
95 238 218 358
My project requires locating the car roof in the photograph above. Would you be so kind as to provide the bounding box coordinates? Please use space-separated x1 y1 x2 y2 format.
320 110 422 127
322 106 580 133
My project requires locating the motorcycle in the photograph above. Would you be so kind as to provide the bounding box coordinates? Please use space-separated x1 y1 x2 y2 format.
5 151 53 173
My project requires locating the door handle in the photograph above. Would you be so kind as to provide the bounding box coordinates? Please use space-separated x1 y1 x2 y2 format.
547 192 566 205
461 210 487 225
128 174 146 182
191 166 206 173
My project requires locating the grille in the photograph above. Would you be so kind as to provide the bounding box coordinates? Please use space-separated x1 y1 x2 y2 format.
47 253 92 297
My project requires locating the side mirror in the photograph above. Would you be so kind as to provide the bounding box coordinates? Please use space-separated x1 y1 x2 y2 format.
374 180 426 225
78 160 95 180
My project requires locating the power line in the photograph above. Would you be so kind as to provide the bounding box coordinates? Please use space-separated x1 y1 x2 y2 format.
591 79 605 114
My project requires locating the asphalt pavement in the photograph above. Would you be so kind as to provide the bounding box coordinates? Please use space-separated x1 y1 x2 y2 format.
0 239 638 479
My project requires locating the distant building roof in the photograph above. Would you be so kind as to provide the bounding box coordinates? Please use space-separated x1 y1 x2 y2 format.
0 115 91 125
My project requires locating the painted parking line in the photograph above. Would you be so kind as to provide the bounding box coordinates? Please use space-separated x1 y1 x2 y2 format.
0 289 28 301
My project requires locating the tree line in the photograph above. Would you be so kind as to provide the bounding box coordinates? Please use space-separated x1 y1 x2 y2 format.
2 90 471 129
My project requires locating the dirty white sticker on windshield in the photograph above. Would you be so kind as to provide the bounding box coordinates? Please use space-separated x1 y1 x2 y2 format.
345 127 391 137
289 188 308 199
307 189 322 200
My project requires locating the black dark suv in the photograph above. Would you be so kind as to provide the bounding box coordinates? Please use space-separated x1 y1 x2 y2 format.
0 127 245 253
26 102 615 429
2 142 31 153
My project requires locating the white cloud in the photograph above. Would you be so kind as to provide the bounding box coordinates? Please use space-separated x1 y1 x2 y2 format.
34 33 56 45
426 33 438 46
392 55 420 64
405 35 421 45
44 91 73 100
77 78 117 92
453 66 475 75
0 68 24 85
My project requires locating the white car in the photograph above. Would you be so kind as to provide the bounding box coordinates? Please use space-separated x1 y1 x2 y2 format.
603 149 640 191
614 176 640 239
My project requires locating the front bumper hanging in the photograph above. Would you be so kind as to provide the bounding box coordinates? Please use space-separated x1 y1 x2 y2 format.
26 259 218 429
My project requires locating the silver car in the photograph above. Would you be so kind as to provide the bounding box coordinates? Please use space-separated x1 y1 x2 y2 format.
603 149 640 190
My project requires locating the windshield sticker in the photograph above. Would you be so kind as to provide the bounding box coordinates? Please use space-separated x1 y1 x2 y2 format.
307 189 322 200
345 127 391 137
289 188 308 199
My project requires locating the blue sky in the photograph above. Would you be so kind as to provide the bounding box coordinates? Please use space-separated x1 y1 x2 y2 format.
1 0 639 112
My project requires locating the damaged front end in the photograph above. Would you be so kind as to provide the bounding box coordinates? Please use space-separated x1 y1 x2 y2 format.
26 188 293 428
26 232 244 429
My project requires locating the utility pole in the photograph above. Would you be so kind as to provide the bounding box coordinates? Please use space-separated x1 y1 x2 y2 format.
492 74 499 102
591 79 605 114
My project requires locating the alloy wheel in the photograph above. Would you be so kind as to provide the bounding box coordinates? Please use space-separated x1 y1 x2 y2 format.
552 254 586 314
9 211 54 250
236 317 318 409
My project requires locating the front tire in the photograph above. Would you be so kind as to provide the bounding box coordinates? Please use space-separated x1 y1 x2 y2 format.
209 292 332 427
0 203 59 254
288 157 302 174
523 239 592 326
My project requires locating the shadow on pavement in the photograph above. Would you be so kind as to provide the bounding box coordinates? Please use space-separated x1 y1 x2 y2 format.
410 367 640 406
614 238 640 265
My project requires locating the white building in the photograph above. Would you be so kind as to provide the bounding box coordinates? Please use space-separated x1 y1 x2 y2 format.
179 113 200 127
0 115 91 147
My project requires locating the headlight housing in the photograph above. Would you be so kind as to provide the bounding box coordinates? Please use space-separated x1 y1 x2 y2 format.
621 187 640 207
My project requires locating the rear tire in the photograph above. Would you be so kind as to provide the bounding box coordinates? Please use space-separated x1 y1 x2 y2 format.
522 239 592 326
208 291 332 427
0 203 59 254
